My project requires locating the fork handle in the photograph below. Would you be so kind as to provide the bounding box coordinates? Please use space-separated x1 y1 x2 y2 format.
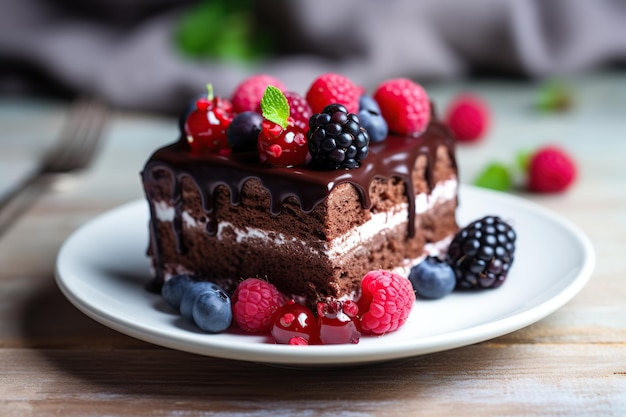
0 172 55 238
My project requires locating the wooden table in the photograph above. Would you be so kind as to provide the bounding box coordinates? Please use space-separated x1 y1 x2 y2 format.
1 73 625 416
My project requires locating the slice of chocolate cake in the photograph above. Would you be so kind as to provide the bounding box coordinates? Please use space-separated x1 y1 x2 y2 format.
142 119 458 307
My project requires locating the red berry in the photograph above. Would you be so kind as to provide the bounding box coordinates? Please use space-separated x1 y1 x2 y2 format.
528 145 577 193
317 300 361 345
231 74 286 114
445 93 490 142
306 73 364 115
289 336 310 345
373 78 431 137
185 95 234 154
283 91 312 132
257 119 308 166
357 270 415 335
232 278 286 333
271 301 318 345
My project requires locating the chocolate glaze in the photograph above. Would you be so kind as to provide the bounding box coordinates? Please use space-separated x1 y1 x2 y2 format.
142 120 457 271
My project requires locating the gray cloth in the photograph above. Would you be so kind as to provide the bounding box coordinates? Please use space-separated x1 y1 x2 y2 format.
1 0 625 113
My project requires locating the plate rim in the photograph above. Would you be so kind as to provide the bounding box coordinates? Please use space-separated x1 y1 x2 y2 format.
55 185 595 365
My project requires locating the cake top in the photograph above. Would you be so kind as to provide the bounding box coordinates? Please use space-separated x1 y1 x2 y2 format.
143 73 457 234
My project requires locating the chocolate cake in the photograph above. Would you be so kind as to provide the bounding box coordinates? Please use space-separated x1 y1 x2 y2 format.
141 120 458 307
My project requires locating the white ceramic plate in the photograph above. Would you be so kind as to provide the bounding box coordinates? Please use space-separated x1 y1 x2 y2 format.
55 185 595 366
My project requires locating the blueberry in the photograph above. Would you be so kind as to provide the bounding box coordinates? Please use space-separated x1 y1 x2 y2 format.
408 256 456 299
192 288 232 333
359 95 381 114
227 111 263 152
179 281 223 320
161 274 193 309
359 109 388 143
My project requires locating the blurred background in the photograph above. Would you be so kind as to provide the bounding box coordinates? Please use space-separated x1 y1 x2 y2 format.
1 0 625 113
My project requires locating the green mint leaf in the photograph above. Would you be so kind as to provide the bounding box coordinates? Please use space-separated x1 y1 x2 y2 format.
261 85 289 129
474 162 513 192
536 81 573 112
206 83 214 101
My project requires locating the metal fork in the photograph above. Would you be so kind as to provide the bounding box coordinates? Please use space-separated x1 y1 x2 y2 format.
0 96 110 237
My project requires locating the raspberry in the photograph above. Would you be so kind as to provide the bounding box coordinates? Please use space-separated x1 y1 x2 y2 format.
447 216 516 290
528 145 577 193
306 73 364 115
231 74 286 114
283 91 312 132
307 103 370 170
232 278 286 333
357 270 415 335
445 93 490 142
373 78 431 137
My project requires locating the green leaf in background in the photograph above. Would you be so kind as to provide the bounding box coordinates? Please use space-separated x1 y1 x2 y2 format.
536 81 574 112
174 0 273 62
516 149 532 174
474 162 513 192
261 86 290 129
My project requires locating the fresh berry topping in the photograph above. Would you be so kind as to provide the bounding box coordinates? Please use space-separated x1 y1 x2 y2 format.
232 278 286 333
373 78 431 137
283 91 312 132
185 84 234 154
289 336 310 345
359 95 381 114
306 73 363 115
473 162 513 192
227 111 263 152
317 300 361 345
178 93 205 136
257 86 309 166
192 285 232 333
445 93 490 142
527 145 577 193
357 270 415 335
408 256 456 299
271 300 318 345
231 74 286 114
447 216 516 290
161 274 193 309
307 104 370 170
179 281 224 320
358 96 388 143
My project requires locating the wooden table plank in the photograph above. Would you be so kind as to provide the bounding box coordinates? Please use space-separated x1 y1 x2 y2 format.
1 345 625 416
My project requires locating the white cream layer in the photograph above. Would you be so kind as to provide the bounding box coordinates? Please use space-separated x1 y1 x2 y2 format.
154 177 457 260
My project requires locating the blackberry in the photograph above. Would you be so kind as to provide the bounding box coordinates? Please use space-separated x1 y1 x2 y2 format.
447 215 516 289
307 104 370 170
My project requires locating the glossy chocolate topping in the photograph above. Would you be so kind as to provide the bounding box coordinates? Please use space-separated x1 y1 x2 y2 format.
142 120 456 246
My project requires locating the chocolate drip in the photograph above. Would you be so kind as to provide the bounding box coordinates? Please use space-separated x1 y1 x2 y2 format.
141 121 457 253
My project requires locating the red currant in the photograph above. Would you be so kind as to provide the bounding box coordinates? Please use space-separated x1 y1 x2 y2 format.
271 301 318 345
184 85 234 154
317 300 361 345
257 119 308 166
